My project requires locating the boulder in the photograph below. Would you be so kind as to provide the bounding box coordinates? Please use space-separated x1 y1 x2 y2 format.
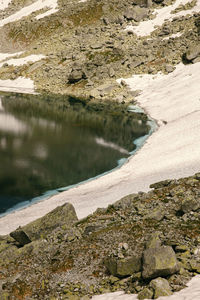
138 288 154 299
165 65 174 73
124 7 148 22
97 83 118 94
68 70 86 83
190 260 200 273
145 232 161 249
142 246 179 279
132 0 152 7
108 67 115 77
150 277 172 298
193 57 200 64
145 208 165 221
10 227 32 246
195 17 200 35
105 255 142 278
90 43 103 49
181 195 199 213
21 203 78 241
185 45 200 62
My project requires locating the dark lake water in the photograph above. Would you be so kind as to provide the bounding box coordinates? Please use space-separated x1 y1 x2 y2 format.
0 92 150 214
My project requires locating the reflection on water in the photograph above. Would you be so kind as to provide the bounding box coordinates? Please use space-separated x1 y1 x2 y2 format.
95 138 129 154
0 93 150 214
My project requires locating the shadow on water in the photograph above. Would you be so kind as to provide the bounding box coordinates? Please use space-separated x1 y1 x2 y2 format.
0 92 152 215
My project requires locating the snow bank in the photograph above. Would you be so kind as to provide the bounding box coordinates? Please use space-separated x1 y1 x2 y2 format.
0 52 24 62
0 54 45 68
0 77 36 93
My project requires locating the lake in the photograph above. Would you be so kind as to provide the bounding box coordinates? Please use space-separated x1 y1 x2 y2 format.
0 92 150 214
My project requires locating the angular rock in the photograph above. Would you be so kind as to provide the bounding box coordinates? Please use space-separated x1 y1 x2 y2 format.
130 60 143 68
90 43 103 50
165 65 174 73
147 0 153 7
108 67 115 77
22 203 78 240
68 70 86 83
138 287 153 299
145 232 161 249
142 246 179 279
185 45 200 61
105 255 142 278
90 89 101 98
150 277 172 298
192 57 200 64
97 83 118 94
124 7 148 22
181 196 199 213
10 227 32 246
145 208 165 221
190 260 200 273
132 0 152 7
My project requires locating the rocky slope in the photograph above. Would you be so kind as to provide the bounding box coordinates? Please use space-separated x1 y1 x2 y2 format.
0 173 200 299
0 0 199 101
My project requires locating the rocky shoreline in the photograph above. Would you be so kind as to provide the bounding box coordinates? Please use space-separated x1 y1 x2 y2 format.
0 173 200 299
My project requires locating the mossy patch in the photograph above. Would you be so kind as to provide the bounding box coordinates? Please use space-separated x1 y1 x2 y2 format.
86 50 123 64
68 4 103 27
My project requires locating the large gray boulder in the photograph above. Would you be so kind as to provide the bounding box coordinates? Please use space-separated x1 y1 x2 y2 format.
138 288 154 299
185 45 200 62
150 277 172 298
10 203 78 243
181 194 200 213
142 246 179 279
105 255 142 278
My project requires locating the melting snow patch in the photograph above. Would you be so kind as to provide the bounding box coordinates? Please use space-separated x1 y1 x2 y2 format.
162 32 183 40
0 54 45 68
0 52 24 62
0 77 36 94
117 62 200 123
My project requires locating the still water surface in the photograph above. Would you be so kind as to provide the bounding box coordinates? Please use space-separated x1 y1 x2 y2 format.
0 93 150 214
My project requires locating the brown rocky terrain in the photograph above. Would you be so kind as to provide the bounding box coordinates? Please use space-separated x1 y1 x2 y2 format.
0 173 200 299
